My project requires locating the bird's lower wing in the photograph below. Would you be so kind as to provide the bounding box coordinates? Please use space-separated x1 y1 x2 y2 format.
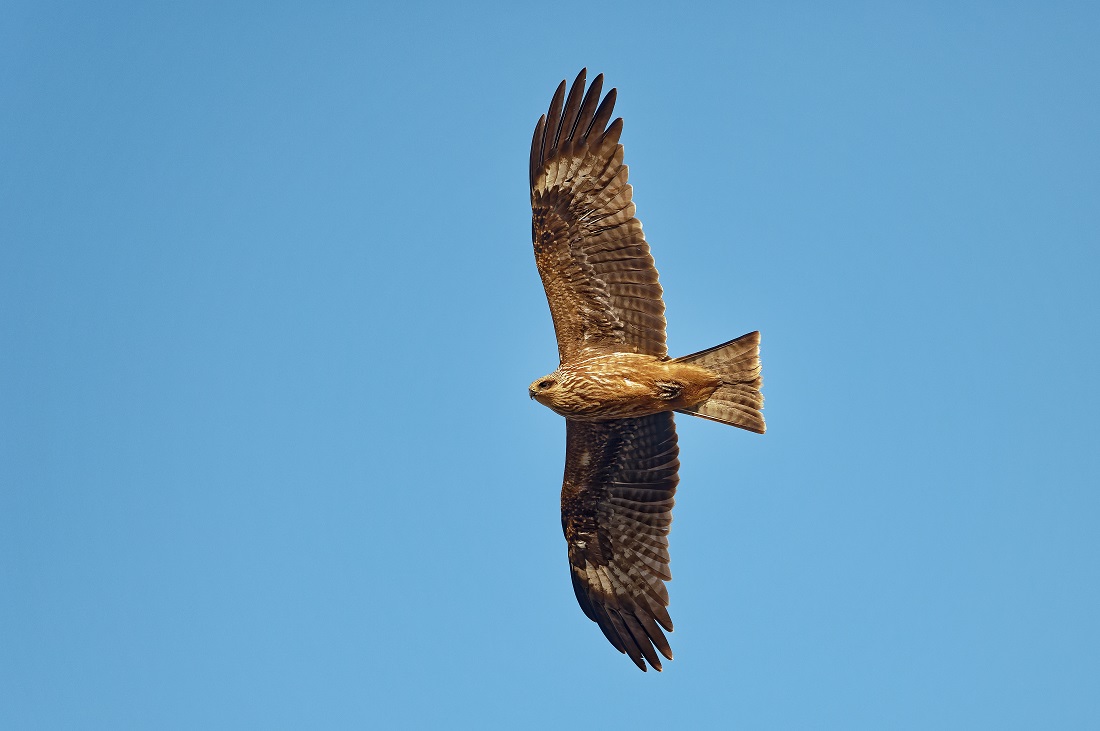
560 412 680 671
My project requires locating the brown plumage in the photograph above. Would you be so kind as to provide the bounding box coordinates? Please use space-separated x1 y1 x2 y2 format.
529 70 765 671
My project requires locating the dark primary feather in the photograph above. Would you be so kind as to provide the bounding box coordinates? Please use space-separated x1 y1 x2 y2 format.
561 412 679 671
530 69 668 362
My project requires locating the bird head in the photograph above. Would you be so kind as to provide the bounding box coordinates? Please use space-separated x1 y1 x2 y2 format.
529 374 560 405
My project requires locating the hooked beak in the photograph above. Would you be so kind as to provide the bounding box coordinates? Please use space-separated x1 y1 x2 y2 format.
529 388 537 400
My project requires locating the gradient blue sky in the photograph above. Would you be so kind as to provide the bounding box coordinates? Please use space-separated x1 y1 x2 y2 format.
3 2 1099 728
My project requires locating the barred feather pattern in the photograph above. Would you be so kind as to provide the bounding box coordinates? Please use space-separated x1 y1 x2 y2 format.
530 69 668 361
675 331 766 434
561 412 680 672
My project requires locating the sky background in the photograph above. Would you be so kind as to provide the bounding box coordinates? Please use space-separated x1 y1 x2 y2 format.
3 1 1099 728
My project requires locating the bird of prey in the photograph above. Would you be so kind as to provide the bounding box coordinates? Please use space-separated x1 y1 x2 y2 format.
528 70 765 672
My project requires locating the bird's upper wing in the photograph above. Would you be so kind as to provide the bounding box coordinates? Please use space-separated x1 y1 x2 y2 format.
531 69 668 362
561 412 680 671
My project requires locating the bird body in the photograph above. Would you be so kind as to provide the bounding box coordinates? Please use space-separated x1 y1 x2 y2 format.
530 352 720 420
527 70 765 671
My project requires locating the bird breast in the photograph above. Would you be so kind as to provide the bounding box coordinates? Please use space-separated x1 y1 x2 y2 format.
544 352 720 420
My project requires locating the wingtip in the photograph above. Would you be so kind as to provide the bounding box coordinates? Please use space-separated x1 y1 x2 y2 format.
601 116 624 147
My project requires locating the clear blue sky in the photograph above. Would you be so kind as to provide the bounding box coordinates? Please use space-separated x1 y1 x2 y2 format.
3 2 1098 728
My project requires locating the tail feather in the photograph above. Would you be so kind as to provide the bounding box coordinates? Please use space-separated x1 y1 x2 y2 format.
673 331 765 434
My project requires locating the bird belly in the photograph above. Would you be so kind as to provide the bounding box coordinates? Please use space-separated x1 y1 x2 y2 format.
550 354 720 421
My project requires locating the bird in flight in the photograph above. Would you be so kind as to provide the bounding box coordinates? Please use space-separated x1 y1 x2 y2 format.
528 70 765 672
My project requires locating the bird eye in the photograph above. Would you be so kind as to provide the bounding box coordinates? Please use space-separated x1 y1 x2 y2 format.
539 380 553 389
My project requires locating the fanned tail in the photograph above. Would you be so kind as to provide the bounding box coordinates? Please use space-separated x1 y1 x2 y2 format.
673 331 765 434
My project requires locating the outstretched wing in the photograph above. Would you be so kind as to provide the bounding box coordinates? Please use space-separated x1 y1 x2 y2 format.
561 412 680 671
531 69 668 362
